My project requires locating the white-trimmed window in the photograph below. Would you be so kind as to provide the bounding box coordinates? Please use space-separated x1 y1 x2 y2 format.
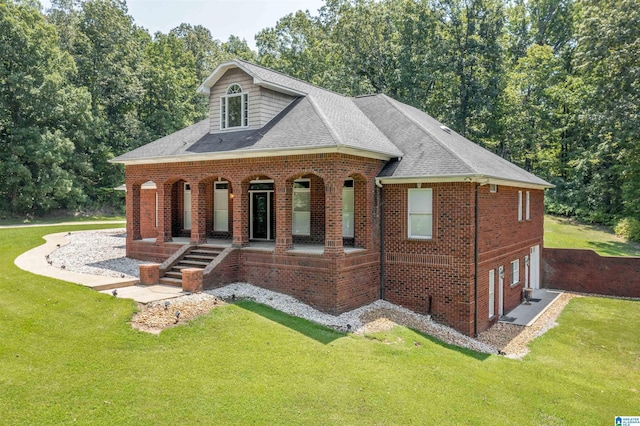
220 84 248 129
408 188 433 239
292 179 310 236
511 259 520 286
214 182 229 232
489 184 498 193
488 269 495 318
525 191 531 220
518 190 523 221
342 179 354 238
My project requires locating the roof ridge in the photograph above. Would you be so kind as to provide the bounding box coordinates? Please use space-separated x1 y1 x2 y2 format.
378 94 474 172
305 95 342 146
234 58 348 98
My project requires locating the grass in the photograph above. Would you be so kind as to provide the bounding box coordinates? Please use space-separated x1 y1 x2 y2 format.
1 225 639 424
545 215 640 257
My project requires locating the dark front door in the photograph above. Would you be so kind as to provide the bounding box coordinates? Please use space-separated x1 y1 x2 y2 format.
251 191 274 240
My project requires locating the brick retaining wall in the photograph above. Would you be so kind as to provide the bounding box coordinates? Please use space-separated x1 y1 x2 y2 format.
542 248 640 297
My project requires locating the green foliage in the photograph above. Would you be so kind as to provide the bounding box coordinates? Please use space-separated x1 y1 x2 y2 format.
545 215 640 256
0 226 639 423
614 217 640 243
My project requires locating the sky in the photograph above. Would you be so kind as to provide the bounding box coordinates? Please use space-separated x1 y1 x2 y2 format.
42 0 326 51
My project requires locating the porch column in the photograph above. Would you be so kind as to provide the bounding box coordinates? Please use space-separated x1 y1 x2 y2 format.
324 177 344 257
232 180 249 247
126 183 142 241
156 182 173 243
190 181 207 244
275 178 293 253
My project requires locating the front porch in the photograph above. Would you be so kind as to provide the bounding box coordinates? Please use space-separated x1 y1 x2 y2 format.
124 154 386 314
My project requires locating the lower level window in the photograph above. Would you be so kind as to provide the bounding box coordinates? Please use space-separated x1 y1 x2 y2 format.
408 188 433 239
511 259 520 286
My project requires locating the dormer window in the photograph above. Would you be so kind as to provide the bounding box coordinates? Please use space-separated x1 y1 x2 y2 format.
220 84 248 129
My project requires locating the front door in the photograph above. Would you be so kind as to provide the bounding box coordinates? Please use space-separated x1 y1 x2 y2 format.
498 265 505 316
250 191 274 240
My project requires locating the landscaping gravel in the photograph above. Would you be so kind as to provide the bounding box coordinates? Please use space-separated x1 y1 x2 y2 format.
49 229 150 279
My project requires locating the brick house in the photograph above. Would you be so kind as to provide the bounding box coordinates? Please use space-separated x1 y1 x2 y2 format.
112 59 552 336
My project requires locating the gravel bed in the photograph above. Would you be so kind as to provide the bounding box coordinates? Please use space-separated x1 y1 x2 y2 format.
131 293 225 334
49 229 151 279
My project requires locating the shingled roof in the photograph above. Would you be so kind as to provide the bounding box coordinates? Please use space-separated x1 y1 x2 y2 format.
112 59 552 189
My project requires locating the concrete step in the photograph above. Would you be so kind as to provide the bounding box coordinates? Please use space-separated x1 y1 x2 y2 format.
176 259 209 267
159 277 182 287
184 254 217 261
191 248 222 256
164 271 182 279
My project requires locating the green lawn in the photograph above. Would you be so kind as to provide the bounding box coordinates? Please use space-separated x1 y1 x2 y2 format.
545 215 640 257
1 225 639 424
0 213 125 227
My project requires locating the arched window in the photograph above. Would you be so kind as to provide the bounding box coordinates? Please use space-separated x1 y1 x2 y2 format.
220 84 248 129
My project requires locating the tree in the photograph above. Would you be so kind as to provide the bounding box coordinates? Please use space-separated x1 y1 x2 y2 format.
0 0 93 214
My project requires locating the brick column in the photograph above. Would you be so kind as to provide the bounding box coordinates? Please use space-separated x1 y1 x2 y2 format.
139 263 160 285
354 178 371 249
324 177 344 257
232 180 249 247
182 268 203 293
190 181 207 244
157 182 173 243
275 178 293 253
126 183 142 241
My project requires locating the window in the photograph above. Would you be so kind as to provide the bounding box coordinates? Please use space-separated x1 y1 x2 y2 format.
525 191 531 220
214 182 229 232
518 190 523 221
220 84 248 129
408 188 433 239
292 179 310 236
489 184 498 193
488 269 495 318
511 259 520 286
342 179 354 238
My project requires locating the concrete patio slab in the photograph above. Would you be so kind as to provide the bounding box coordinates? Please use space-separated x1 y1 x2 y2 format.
99 284 186 303
500 289 563 326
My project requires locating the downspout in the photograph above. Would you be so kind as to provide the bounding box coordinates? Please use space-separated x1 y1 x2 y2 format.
377 179 385 300
474 183 479 337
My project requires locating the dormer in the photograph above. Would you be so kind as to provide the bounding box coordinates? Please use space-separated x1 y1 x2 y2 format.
198 61 303 134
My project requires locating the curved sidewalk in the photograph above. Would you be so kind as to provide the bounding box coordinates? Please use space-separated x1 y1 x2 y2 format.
13 229 184 303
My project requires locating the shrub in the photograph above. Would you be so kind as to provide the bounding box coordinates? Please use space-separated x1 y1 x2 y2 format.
614 217 640 242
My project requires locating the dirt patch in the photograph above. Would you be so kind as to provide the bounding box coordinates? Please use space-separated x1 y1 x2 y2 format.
131 293 226 334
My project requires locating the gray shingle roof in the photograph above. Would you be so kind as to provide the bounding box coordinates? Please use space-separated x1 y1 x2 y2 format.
354 94 552 187
113 59 551 188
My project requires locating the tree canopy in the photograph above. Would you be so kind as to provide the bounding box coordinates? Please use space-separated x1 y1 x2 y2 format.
0 0 638 228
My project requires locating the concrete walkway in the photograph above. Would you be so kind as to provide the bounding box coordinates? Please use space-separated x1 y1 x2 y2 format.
499 289 563 326
13 229 185 303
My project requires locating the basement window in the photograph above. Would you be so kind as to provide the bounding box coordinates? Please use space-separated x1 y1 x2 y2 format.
511 259 520 286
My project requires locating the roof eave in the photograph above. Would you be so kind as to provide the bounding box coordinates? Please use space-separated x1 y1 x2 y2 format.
376 174 554 190
110 145 394 166
196 60 306 97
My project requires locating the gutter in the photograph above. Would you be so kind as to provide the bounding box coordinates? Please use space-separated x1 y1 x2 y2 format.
379 184 386 300
474 183 479 337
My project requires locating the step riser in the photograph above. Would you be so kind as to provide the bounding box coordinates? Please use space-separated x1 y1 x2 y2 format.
158 245 220 286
